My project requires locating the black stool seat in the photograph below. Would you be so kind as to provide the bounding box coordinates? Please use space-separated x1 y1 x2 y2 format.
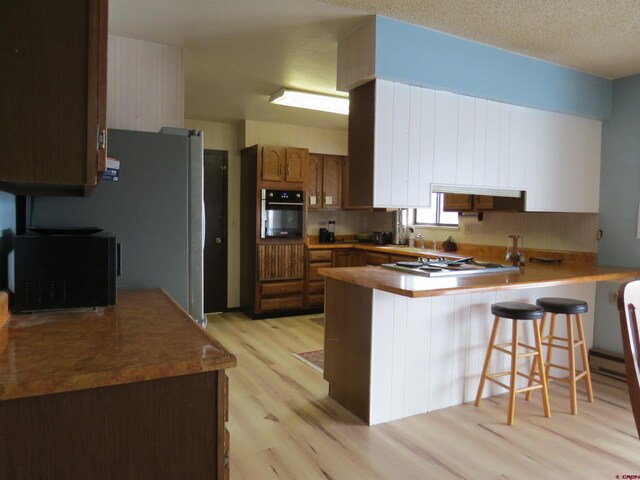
536 297 588 314
491 302 544 320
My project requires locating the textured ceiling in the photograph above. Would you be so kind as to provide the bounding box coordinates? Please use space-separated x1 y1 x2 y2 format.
109 0 640 130
319 0 640 79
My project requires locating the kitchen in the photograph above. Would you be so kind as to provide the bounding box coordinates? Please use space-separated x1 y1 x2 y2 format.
2 0 640 478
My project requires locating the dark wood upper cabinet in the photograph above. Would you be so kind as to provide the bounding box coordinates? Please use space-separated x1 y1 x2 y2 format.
443 193 524 212
261 146 306 183
0 0 108 196
346 81 375 208
308 153 344 209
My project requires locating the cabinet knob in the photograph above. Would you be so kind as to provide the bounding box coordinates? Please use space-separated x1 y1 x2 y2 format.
215 237 223 245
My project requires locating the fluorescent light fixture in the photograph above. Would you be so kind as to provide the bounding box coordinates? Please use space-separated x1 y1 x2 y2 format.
269 88 349 115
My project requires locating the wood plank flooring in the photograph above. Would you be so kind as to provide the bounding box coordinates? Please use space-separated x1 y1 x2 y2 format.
207 311 640 480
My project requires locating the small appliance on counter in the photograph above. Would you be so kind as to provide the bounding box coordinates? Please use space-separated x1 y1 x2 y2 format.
319 227 329 243
372 231 392 245
327 220 336 243
391 209 408 245
11 228 120 312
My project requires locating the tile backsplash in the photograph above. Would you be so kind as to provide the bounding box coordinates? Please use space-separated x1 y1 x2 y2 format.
416 212 599 253
309 209 599 253
308 210 394 236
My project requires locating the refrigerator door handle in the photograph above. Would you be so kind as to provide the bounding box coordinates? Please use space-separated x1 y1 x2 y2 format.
116 243 122 277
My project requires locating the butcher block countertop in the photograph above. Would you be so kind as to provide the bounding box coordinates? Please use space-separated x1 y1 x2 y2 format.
319 263 640 298
0 289 236 401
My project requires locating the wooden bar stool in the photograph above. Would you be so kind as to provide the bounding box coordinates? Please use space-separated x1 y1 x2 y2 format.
526 297 594 414
475 302 551 425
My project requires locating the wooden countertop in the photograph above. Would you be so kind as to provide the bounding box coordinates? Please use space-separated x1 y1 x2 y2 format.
319 263 640 298
0 289 236 401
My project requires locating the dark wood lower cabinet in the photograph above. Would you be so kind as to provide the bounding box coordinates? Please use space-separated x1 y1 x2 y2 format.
0 371 229 480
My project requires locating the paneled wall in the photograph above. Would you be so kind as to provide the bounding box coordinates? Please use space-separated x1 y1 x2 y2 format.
108 35 184 132
184 119 240 309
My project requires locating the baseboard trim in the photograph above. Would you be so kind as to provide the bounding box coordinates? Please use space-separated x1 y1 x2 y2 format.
589 348 626 381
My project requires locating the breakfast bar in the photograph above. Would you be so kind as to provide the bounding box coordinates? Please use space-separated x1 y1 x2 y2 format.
320 263 640 425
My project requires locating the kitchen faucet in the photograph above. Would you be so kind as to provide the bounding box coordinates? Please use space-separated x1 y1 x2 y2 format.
414 233 425 249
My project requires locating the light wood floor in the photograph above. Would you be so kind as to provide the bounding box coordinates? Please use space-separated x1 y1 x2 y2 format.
207 311 640 480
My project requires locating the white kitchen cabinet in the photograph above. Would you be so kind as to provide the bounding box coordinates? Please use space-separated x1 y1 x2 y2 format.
372 79 433 208
484 100 501 188
390 82 411 206
350 79 601 212
508 105 527 189
498 103 511 188
456 95 475 186
433 90 459 185
472 98 487 186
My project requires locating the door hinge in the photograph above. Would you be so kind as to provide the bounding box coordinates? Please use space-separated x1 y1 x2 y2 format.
97 128 107 150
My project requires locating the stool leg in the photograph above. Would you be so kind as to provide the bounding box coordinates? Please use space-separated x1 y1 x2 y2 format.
475 316 501 406
544 313 557 383
533 317 551 418
575 313 594 403
507 319 519 425
566 313 577 414
526 312 548 401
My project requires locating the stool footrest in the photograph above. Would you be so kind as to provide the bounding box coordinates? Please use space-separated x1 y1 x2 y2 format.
542 338 584 349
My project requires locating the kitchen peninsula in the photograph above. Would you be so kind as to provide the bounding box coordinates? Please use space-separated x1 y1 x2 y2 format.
0 289 235 479
320 262 640 425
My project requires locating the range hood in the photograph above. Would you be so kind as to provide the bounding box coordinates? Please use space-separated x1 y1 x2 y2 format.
431 184 523 198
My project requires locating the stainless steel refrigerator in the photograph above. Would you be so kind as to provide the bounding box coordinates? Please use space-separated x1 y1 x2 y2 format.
32 128 205 322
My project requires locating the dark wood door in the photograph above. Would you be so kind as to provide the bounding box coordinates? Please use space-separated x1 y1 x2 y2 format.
204 150 228 313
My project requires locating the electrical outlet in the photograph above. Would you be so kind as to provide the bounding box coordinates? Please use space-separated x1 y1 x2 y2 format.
464 224 472 234
608 290 619 304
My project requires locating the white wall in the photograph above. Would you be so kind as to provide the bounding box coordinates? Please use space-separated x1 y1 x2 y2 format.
108 35 184 132
242 120 347 155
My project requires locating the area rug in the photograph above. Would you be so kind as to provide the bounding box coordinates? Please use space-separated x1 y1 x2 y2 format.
292 349 324 373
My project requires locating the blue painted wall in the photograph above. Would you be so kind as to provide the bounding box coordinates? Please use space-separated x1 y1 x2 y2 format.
594 74 640 353
0 192 15 290
375 16 612 120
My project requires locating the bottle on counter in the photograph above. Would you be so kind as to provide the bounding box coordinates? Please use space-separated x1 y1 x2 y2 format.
407 227 416 247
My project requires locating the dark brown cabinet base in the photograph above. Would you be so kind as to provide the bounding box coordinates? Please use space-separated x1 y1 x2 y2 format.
0 371 229 479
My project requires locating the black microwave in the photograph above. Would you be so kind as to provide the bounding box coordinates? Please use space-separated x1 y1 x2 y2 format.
11 230 120 312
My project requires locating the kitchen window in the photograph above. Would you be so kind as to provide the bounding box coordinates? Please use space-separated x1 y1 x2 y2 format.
413 193 459 227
